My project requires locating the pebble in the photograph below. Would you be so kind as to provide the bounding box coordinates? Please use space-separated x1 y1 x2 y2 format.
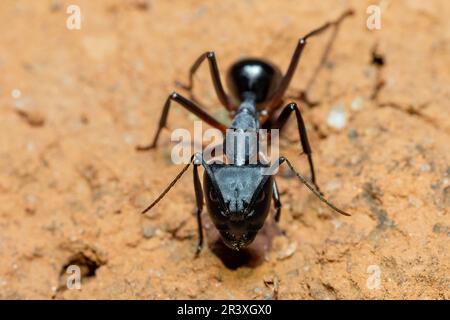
24 193 38 214
11 89 21 99
49 0 61 12
123 133 134 145
143 225 157 239
327 104 347 130
331 219 343 230
351 97 364 111
420 163 431 172
20 109 45 126
433 223 450 236
408 195 423 208
347 128 358 140
277 241 297 260
14 97 45 127
442 186 450 207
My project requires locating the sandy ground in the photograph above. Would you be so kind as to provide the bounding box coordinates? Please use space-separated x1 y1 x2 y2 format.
0 0 449 299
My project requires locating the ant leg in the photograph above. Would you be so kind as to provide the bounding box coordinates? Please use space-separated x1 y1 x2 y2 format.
192 155 204 257
272 102 319 190
273 179 282 222
176 51 235 111
140 153 205 256
136 92 227 151
265 9 354 113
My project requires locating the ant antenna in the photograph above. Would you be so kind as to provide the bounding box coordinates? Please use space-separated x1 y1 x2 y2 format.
280 157 351 216
142 155 195 214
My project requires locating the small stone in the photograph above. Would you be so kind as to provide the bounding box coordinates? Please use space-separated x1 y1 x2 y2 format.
432 224 441 233
433 223 450 236
420 163 431 172
442 186 450 207
26 142 35 153
143 225 157 239
331 219 343 230
408 195 423 208
327 104 347 130
22 109 45 126
277 241 297 260
123 133 134 145
351 97 364 111
14 97 45 127
49 0 62 12
196 6 206 17
11 89 21 99
24 193 38 214
347 128 358 140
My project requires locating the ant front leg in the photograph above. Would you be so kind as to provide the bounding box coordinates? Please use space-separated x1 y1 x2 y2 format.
176 51 236 112
139 153 206 256
136 92 227 151
272 179 282 222
192 156 204 257
265 9 354 112
272 102 319 191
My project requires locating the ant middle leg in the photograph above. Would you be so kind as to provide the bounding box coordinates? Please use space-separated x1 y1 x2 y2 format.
136 92 227 151
272 102 319 190
176 51 235 112
192 157 204 257
265 9 354 112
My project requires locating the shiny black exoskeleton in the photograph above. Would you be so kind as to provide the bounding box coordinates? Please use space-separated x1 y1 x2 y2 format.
227 59 282 105
140 9 354 254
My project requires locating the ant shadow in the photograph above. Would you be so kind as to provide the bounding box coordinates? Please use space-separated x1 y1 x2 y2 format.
203 214 283 270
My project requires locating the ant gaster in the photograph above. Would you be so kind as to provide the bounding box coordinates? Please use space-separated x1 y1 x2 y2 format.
139 10 354 254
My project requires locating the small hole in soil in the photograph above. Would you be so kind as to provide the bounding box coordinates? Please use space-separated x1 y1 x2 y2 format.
60 252 103 278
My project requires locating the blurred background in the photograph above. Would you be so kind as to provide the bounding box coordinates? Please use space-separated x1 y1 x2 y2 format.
0 0 449 299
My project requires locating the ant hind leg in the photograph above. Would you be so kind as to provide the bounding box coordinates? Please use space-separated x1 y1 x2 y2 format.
265 9 354 113
176 51 236 112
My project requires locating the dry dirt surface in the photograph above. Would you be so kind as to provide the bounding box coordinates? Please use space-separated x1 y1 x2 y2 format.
0 0 449 299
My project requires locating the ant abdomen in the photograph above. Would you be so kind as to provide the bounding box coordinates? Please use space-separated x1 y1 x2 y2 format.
226 58 282 105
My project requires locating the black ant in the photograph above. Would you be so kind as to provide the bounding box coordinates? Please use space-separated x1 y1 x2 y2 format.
139 10 354 255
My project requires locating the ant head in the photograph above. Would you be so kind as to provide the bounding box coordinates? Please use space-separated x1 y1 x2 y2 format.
226 58 282 105
203 163 273 250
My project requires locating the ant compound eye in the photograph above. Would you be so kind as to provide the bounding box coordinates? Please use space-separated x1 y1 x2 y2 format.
209 189 220 202
256 191 265 203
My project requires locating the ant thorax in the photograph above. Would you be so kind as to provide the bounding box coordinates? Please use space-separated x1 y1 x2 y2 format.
225 99 262 166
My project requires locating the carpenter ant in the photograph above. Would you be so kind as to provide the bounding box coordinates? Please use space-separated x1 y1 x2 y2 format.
139 10 354 255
